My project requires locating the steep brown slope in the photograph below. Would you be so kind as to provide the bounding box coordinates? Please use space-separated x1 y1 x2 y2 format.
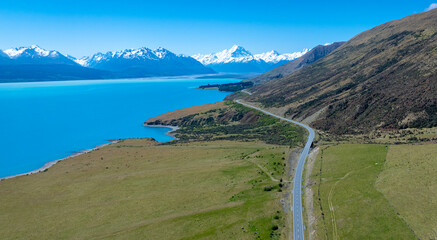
248 42 345 85
244 9 437 134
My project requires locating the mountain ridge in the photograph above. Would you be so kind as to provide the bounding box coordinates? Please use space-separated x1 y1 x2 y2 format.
0 45 215 81
192 45 308 73
76 46 214 77
240 9 437 134
2 45 78 65
76 47 186 67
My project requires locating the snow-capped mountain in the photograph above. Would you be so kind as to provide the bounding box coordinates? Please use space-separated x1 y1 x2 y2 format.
76 47 175 67
192 45 254 65
0 45 113 82
2 45 77 65
0 45 214 82
192 45 308 73
76 47 214 77
254 50 307 64
0 50 12 64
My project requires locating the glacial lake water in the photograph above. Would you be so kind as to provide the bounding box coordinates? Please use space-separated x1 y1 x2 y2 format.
0 77 239 178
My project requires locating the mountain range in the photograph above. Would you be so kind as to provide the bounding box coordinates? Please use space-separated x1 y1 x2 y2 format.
0 46 214 82
192 45 308 73
0 45 112 82
2 45 76 65
0 44 310 82
75 47 214 77
235 9 437 134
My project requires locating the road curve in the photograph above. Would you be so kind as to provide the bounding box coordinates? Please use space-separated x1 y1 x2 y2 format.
236 100 315 240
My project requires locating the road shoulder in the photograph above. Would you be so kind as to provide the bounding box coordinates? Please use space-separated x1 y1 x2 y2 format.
303 147 319 240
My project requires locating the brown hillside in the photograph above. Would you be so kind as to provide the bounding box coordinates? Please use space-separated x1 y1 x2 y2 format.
244 9 437 134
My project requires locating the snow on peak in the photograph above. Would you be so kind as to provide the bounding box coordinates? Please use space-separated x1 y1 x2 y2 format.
74 58 90 66
3 48 25 58
255 48 309 63
253 50 280 63
193 46 309 65
154 47 173 59
228 45 252 57
76 47 181 66
3 45 60 58
192 45 255 65
75 52 106 67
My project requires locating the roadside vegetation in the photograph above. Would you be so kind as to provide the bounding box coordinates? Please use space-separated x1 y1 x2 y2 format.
146 100 306 147
198 81 254 92
318 127 437 145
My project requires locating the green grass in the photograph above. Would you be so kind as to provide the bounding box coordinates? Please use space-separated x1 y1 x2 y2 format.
0 139 290 239
376 143 437 239
310 144 416 239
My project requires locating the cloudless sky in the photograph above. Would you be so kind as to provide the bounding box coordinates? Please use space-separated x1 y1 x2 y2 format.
0 0 435 57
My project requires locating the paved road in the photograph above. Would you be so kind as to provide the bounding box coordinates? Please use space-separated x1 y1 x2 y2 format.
236 100 315 240
241 89 253 95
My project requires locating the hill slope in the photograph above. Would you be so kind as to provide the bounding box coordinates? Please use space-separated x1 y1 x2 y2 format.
248 42 345 85
244 9 437 134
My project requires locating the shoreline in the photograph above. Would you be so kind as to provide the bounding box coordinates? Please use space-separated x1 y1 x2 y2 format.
0 139 120 181
144 124 180 140
1 77 234 181
0 73 245 85
0 125 179 181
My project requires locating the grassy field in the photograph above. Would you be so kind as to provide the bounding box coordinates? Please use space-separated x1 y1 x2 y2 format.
309 144 416 239
376 143 437 239
0 139 292 239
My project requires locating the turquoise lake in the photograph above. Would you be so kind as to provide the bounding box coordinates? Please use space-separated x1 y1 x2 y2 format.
0 77 238 178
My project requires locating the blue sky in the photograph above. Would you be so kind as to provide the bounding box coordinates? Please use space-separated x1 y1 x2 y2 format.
0 1 435 57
